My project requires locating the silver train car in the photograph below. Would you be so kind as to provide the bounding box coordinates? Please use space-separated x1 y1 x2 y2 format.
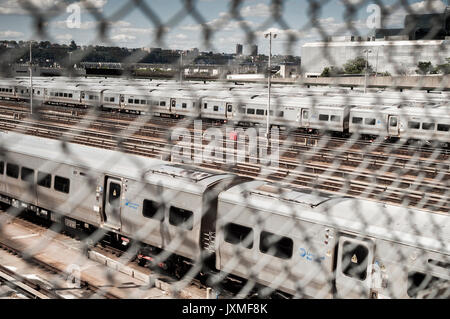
0 132 239 265
0 132 448 298
216 180 450 298
350 104 450 144
0 78 449 145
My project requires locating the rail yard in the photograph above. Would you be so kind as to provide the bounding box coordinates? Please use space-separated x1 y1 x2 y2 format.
0 76 448 300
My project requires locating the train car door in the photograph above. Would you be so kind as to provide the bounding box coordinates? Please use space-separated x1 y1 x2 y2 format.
226 103 233 119
388 115 399 136
335 236 374 298
119 95 124 109
170 98 176 114
301 108 310 127
103 177 122 231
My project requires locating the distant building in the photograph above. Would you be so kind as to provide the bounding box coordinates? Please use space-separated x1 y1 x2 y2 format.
279 62 299 78
250 44 258 56
302 7 450 76
236 44 243 55
302 39 450 77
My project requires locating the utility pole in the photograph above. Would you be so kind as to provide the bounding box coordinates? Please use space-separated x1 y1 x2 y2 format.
375 48 379 77
264 32 277 139
363 49 372 93
180 51 183 84
29 41 33 115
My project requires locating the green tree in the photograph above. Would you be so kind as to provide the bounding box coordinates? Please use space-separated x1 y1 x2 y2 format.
343 56 372 74
69 40 77 51
436 58 450 74
416 61 434 75
320 66 343 77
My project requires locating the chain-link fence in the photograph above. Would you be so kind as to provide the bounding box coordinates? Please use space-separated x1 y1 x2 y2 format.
0 0 449 299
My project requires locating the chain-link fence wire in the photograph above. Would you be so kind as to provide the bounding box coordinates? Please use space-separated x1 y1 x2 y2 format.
0 0 448 299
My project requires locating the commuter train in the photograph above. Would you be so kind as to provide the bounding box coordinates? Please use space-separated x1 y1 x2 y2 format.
0 78 449 145
0 132 448 298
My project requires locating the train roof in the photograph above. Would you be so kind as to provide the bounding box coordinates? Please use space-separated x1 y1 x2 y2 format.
0 132 234 193
219 180 450 254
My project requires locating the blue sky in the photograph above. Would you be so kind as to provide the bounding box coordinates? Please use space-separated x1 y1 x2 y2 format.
0 0 447 55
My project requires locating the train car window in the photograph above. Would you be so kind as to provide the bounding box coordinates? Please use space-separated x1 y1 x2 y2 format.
389 117 398 127
68 93 72 98
213 105 219 112
108 183 121 206
421 122 435 130
120 96 124 103
134 99 139 104
204 103 208 109
407 272 445 298
319 114 329 121
247 108 255 115
104 97 109 102
408 121 420 129
364 118 376 125
277 111 284 117
64 93 68 98
182 103 187 109
142 199 164 221
160 101 166 106
227 105 232 112
37 172 51 188
331 115 341 122
224 223 253 249
54 176 70 194
169 206 193 230
341 241 369 280
140 100 146 105
0 161 4 175
259 231 293 260
6 163 19 179
437 124 450 132
128 99 133 103
110 97 115 102
21 167 34 183
352 117 363 124
256 109 265 115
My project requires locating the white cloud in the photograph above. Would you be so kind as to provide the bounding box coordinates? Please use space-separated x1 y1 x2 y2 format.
0 30 24 38
55 33 73 41
110 34 136 43
51 19 133 31
174 33 188 40
240 3 271 18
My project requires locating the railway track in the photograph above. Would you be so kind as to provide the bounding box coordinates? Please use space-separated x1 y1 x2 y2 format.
0 211 232 299
0 112 448 212
0 234 120 299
